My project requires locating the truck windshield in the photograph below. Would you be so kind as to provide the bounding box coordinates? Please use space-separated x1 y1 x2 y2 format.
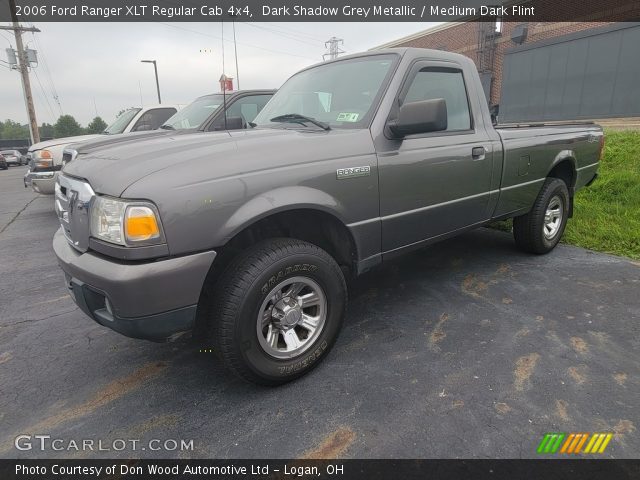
162 94 223 130
103 108 141 134
253 54 396 129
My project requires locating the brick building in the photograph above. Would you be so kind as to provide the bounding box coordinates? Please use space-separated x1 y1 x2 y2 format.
376 21 611 107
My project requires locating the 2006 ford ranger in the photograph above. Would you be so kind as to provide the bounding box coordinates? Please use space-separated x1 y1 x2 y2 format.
54 48 603 385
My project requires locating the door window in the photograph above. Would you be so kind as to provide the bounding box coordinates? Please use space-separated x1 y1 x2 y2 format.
403 68 472 131
132 108 177 131
209 94 273 130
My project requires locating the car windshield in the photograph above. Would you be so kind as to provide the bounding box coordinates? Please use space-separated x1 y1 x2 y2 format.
252 54 396 129
103 108 141 134
162 94 223 130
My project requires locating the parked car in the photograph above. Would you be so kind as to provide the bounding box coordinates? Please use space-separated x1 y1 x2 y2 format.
61 90 275 167
54 48 603 385
0 153 6 170
24 105 179 194
0 150 24 166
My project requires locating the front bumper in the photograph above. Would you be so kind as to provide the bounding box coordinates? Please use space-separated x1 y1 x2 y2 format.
25 170 57 194
53 228 217 341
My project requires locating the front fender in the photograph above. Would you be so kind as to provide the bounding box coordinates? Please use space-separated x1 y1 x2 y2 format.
220 186 348 242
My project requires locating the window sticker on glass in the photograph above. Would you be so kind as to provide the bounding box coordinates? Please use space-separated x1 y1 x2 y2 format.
337 112 359 122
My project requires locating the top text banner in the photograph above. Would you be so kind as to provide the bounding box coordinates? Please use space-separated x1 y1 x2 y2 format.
1 0 638 22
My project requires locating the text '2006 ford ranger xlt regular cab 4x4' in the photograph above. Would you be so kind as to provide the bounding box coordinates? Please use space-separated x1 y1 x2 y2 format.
54 48 603 385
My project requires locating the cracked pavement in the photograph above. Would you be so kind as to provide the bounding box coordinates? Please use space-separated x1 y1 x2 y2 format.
0 165 638 459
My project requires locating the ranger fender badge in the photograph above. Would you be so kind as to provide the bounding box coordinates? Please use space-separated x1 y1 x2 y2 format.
336 165 371 179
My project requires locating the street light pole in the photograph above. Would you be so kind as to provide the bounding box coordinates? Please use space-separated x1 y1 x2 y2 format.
141 60 161 104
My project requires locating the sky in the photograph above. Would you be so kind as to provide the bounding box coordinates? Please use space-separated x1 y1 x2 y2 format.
0 22 437 126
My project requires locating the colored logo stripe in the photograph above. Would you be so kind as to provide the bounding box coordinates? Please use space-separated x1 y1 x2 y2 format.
537 433 565 453
584 433 613 454
538 433 614 454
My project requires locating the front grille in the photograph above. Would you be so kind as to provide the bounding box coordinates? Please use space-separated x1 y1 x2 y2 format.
55 174 95 253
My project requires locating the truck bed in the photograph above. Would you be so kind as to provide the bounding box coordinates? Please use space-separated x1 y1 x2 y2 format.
492 123 603 219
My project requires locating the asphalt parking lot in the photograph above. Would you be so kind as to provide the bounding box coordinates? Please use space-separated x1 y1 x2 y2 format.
0 165 638 459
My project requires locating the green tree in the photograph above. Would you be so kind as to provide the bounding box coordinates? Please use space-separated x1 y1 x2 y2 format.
86 116 108 134
39 123 54 139
53 115 84 138
0 119 30 140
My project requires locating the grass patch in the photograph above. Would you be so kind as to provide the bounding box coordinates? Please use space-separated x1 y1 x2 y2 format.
563 130 640 259
489 130 640 259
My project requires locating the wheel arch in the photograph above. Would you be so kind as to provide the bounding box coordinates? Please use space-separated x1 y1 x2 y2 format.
546 152 577 217
205 186 360 283
194 201 358 339
547 152 577 190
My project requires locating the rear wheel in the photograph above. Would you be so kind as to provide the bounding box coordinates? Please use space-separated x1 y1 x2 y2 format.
513 177 570 254
205 238 347 385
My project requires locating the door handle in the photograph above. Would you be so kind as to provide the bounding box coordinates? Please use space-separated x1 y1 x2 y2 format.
472 146 486 160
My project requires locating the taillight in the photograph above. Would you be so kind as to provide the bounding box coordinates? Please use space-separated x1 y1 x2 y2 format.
598 135 605 161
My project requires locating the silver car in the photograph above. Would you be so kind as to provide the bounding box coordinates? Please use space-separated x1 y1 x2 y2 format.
0 150 26 166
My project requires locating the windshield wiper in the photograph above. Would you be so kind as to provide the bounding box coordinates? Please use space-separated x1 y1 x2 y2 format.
160 124 175 130
270 114 331 131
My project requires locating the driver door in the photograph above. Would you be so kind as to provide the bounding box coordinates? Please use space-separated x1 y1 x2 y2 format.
377 60 495 252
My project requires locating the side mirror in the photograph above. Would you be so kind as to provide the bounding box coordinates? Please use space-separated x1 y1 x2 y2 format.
224 116 244 130
388 98 447 138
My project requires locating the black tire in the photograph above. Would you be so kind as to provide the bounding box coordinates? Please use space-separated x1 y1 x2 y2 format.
513 177 570 254
205 238 347 385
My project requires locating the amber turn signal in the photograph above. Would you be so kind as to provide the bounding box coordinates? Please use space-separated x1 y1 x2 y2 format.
125 206 160 242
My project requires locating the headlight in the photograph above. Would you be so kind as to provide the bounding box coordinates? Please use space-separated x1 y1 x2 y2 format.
90 196 163 246
32 149 53 168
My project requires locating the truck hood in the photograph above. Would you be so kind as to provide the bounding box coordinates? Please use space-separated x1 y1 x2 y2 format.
28 134 102 152
62 127 369 197
68 129 188 154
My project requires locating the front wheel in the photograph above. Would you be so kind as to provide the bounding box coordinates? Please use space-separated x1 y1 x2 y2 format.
205 238 347 385
513 177 570 254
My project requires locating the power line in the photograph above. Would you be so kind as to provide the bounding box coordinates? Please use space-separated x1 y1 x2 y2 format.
157 22 319 61
28 23 62 115
240 22 323 47
32 67 56 119
0 30 13 45
262 23 326 42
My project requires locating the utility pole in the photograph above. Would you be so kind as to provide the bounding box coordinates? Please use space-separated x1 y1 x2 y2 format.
2 0 41 144
323 37 345 61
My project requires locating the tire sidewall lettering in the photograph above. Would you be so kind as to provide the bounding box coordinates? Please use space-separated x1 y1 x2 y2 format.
237 255 344 380
260 264 318 295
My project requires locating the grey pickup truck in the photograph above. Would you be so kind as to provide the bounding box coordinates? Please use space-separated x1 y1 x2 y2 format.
54 48 603 385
